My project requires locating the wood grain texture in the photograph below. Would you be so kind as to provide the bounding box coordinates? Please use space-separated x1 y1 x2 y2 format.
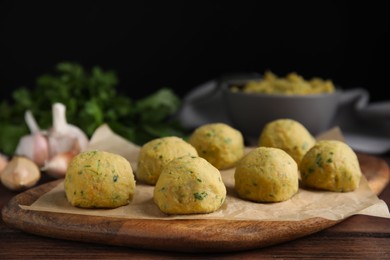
2 153 389 253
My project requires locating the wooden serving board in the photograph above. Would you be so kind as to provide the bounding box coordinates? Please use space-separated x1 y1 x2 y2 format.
2 153 389 253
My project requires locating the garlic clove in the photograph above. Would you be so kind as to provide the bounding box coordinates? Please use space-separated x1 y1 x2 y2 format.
41 152 75 179
1 156 41 191
42 139 81 179
0 153 8 177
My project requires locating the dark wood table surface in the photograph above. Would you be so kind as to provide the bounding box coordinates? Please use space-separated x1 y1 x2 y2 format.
1 154 390 259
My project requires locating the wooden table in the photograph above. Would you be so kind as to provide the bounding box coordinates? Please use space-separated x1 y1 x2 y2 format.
1 154 390 259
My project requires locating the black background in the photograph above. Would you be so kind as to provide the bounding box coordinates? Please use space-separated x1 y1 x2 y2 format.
0 1 389 102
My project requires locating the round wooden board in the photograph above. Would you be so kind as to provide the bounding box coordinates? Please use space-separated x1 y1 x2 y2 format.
2 153 389 253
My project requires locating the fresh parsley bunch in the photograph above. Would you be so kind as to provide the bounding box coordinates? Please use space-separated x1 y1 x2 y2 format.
0 62 185 155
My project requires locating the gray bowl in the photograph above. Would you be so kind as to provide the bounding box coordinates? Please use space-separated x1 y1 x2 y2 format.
177 74 369 141
220 76 368 139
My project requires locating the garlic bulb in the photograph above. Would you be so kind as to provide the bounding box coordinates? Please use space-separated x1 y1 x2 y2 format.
12 102 90 180
1 156 41 191
14 110 49 167
48 103 89 157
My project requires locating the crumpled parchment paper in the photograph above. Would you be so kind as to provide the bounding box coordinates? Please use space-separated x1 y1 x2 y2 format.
20 124 390 221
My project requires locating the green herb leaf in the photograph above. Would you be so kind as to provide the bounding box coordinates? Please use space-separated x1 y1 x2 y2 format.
0 62 186 155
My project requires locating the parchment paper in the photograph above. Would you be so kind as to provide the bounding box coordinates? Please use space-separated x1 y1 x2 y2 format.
20 124 390 221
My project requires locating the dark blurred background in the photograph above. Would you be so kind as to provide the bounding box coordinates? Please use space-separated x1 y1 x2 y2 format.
0 1 389 102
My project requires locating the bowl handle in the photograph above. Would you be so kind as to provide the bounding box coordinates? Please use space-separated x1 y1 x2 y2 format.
337 88 369 111
182 80 220 105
